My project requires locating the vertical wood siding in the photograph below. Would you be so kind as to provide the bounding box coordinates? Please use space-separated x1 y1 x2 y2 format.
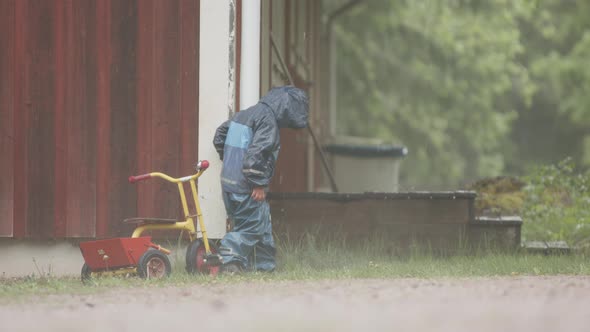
0 0 15 236
0 0 199 238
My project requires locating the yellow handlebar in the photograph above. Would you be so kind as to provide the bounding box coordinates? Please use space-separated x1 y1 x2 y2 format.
128 160 210 184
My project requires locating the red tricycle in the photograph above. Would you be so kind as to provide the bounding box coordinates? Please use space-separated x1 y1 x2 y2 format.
79 160 222 281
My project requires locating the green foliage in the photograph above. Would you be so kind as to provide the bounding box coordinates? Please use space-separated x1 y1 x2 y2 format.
465 159 590 245
328 0 590 187
522 158 590 246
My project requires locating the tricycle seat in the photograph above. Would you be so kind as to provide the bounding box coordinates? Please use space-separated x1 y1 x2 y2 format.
123 217 178 225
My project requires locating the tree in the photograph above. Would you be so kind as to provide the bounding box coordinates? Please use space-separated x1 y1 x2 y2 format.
509 0 590 173
329 0 590 188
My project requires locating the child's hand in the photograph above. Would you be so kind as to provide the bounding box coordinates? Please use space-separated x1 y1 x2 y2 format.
251 187 266 201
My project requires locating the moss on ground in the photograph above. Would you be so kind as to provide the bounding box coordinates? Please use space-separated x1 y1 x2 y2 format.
466 176 526 216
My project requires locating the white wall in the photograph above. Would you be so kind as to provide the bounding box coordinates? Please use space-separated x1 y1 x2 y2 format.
240 0 261 110
198 0 234 239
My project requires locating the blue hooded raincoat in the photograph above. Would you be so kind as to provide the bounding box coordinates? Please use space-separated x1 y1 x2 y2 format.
213 86 309 271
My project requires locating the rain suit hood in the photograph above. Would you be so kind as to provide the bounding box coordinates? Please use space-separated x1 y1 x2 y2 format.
260 86 309 129
213 86 309 193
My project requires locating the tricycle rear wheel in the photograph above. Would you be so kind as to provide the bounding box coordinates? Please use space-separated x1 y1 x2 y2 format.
185 239 220 276
137 249 171 279
81 263 92 283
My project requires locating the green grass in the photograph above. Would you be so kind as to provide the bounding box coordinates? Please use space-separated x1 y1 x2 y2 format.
1 234 589 301
273 232 590 279
2 254 588 300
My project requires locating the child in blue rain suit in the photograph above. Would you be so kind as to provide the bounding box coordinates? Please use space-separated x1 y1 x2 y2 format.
213 86 309 273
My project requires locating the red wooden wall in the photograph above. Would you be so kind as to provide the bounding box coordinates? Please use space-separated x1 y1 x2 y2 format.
0 0 199 238
0 0 14 237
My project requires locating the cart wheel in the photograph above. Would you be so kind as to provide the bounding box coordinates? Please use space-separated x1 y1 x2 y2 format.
185 239 220 276
137 249 171 279
81 263 92 283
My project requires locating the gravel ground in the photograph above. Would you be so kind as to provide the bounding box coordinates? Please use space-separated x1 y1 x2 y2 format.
1 276 589 332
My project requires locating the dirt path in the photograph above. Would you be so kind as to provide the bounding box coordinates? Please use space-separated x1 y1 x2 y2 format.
2 276 589 332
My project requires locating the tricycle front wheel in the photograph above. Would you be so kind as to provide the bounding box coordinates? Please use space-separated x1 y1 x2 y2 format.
185 239 220 276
